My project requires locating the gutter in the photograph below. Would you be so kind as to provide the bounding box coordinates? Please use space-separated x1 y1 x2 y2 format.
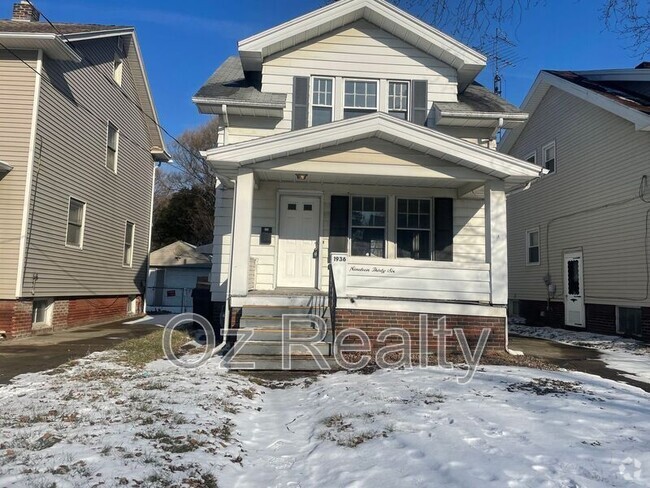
192 96 286 110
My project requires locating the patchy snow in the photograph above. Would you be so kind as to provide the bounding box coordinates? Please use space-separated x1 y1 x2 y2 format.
1 351 650 487
511 324 650 385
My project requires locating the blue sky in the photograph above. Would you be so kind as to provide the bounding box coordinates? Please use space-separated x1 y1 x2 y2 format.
30 0 647 139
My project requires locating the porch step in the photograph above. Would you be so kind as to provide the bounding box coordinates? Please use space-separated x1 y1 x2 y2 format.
236 328 333 342
232 340 331 356
241 305 327 318
239 316 327 329
225 354 341 372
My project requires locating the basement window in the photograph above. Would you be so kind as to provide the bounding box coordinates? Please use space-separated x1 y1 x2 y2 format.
32 299 53 326
617 307 642 337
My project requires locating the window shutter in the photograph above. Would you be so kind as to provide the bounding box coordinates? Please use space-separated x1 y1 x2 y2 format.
329 195 349 254
410 80 428 126
434 198 453 261
292 76 309 130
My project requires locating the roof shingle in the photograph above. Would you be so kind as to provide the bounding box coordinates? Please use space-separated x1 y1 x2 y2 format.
0 20 130 34
435 82 524 115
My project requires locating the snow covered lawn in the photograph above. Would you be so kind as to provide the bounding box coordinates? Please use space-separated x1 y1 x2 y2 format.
510 324 650 385
1 351 649 487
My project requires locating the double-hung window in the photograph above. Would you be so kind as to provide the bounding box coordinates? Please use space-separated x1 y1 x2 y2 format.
311 77 333 126
397 198 431 260
66 198 86 248
351 196 386 257
388 81 409 120
344 80 378 119
542 141 556 174
526 228 540 265
123 221 135 267
113 54 124 86
106 122 119 173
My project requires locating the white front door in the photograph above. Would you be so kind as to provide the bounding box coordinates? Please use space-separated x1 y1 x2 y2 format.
277 195 320 288
564 250 585 327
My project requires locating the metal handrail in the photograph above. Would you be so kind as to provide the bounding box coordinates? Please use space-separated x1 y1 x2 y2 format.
327 263 337 347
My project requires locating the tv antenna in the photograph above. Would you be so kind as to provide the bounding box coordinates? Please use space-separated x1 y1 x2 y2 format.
487 28 524 97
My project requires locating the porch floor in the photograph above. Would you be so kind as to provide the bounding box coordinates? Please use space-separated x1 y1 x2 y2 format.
248 288 327 296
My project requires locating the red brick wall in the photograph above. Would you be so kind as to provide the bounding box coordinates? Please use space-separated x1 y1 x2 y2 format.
585 304 617 335
335 309 507 355
0 295 143 339
643 308 650 343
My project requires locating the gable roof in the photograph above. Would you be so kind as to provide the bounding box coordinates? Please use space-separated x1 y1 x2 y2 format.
204 112 542 190
0 20 169 160
149 241 212 268
193 55 286 116
500 68 650 152
238 0 486 90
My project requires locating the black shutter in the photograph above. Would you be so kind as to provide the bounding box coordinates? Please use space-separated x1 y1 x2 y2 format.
411 80 428 126
329 195 349 254
292 76 309 130
434 198 453 262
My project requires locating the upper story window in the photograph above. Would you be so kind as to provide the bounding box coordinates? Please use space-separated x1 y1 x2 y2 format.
524 151 536 164
66 197 86 248
344 80 378 119
542 141 556 174
311 77 333 126
388 81 409 120
113 54 124 86
106 122 119 173
123 221 135 267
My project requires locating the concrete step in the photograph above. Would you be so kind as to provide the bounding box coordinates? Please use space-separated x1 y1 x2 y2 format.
226 354 341 371
239 316 328 329
232 340 331 356
236 328 333 342
241 306 328 318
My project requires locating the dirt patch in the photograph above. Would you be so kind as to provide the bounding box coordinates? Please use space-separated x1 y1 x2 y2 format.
506 378 587 396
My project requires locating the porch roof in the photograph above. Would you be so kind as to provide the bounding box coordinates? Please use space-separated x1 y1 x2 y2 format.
203 113 543 191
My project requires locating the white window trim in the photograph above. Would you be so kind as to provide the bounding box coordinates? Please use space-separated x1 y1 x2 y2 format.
65 196 86 250
309 75 334 127
525 227 540 266
32 298 54 326
395 196 433 260
113 54 124 87
541 141 556 174
616 306 642 336
123 220 135 268
127 296 138 315
524 151 536 164
343 78 379 114
349 195 387 258
105 121 119 174
387 80 410 120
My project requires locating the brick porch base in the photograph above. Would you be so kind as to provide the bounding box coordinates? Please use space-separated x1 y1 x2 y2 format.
0 295 143 339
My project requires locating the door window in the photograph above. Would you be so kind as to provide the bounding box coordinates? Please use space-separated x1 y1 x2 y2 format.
567 259 580 295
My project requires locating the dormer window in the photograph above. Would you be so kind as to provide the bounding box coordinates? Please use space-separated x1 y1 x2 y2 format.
388 81 409 120
344 80 378 119
311 77 333 126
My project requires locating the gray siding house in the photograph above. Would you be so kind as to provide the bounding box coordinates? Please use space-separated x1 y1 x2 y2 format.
501 65 650 342
0 1 169 338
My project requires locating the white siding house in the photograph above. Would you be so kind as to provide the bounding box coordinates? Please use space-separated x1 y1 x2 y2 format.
501 66 650 342
194 0 542 364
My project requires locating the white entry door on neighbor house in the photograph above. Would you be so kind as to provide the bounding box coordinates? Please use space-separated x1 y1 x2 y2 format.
277 195 321 288
564 250 585 327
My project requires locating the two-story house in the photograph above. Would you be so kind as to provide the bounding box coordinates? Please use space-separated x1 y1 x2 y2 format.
501 65 650 343
0 1 169 339
194 0 542 364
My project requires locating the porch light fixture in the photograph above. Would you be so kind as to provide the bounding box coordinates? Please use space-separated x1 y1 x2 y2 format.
295 173 308 181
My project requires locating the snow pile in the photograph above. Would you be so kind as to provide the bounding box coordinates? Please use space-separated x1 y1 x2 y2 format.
510 324 650 384
1 353 649 487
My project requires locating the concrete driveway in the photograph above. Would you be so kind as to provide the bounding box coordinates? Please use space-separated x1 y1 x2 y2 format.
510 335 650 393
0 320 160 384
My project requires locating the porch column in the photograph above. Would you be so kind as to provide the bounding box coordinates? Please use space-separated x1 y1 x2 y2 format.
230 169 255 296
485 180 508 305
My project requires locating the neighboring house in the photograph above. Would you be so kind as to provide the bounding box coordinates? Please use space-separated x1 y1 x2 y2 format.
194 0 542 363
146 241 212 314
0 1 169 339
501 65 650 342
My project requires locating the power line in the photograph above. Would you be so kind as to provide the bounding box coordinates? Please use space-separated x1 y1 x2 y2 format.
25 0 204 163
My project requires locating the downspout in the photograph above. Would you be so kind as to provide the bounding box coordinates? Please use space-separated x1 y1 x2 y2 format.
143 161 160 313
221 104 229 146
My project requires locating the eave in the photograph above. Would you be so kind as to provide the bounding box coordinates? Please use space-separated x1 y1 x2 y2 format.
0 160 13 174
192 96 285 118
435 109 528 129
0 32 81 62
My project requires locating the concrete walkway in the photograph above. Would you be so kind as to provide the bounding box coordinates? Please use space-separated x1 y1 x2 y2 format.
0 320 160 384
510 335 650 393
